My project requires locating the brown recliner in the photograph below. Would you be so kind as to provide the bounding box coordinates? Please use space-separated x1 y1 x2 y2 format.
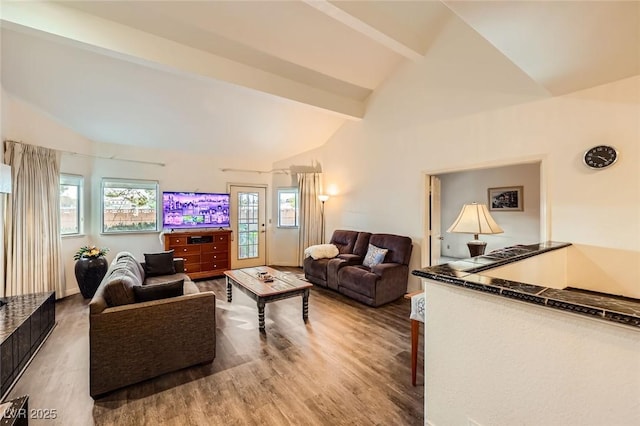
337 233 413 307
303 230 371 290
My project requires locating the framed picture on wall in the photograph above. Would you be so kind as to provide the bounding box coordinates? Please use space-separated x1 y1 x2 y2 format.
488 186 523 211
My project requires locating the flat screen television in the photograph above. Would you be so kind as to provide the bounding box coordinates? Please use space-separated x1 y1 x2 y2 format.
162 192 230 229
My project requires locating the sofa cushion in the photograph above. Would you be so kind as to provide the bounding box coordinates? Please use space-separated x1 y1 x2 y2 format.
353 232 372 258
144 250 176 276
304 244 339 260
183 280 200 295
368 234 413 265
338 266 378 298
114 251 145 281
102 268 139 307
363 244 388 268
329 230 359 254
144 272 190 286
133 279 184 303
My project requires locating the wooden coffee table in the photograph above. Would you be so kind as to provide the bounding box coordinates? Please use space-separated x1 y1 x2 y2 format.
224 266 312 332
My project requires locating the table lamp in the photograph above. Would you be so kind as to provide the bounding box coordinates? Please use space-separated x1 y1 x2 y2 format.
447 202 503 257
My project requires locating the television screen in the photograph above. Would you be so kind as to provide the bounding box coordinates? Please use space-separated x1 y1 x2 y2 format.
162 192 230 229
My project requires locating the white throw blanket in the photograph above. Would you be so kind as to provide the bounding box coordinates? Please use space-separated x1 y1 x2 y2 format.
304 244 339 260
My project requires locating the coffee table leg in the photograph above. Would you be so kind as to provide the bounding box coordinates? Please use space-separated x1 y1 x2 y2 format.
257 299 266 332
302 289 309 322
226 278 232 302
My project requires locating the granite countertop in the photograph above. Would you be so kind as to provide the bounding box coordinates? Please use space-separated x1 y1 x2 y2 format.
412 242 640 330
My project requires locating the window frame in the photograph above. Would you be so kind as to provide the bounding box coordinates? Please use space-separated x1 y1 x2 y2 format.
60 174 84 236
277 187 299 228
101 178 160 234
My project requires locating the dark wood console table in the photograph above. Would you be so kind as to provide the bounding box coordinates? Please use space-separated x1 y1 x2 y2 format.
0 292 55 399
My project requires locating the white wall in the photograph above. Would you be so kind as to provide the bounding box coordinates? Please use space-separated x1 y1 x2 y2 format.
272 14 640 293
270 171 303 266
478 248 568 290
476 244 640 299
439 163 541 259
271 17 640 424
423 280 640 426
1 93 273 297
567 244 640 299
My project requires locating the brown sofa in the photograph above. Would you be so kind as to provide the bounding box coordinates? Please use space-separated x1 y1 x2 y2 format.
304 230 413 307
303 230 370 290
88 252 216 398
338 233 413 306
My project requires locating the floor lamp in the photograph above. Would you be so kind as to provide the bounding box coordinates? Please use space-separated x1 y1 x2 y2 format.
318 194 329 244
447 202 503 257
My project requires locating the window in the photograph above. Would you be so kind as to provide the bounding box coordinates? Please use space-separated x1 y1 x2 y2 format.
101 178 159 233
277 188 298 228
60 174 83 235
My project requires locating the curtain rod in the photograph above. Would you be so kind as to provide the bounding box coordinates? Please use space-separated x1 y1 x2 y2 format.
220 168 289 175
4 140 165 167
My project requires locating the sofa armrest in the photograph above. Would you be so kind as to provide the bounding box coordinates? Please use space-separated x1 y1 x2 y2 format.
337 253 363 265
89 291 215 397
371 262 408 278
370 263 410 306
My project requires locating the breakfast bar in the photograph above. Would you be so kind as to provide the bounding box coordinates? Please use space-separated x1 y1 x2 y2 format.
412 242 640 329
411 242 640 425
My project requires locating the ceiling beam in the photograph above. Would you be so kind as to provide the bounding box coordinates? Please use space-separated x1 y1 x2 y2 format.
0 2 364 119
302 0 424 61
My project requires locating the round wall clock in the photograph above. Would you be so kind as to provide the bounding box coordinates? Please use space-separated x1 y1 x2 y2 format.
583 145 618 169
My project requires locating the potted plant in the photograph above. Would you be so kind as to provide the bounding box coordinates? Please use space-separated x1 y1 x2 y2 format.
74 245 110 299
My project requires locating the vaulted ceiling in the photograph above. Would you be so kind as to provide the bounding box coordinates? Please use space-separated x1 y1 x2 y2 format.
1 1 638 164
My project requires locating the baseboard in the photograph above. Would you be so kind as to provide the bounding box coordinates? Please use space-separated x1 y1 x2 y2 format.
64 287 80 298
270 262 301 268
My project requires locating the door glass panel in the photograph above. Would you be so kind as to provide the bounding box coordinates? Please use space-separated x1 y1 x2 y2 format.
237 192 259 259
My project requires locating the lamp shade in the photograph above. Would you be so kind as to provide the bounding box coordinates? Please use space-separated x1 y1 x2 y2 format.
447 203 503 235
318 194 329 202
0 164 11 194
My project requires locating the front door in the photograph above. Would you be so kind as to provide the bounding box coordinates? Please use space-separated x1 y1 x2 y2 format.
229 185 267 269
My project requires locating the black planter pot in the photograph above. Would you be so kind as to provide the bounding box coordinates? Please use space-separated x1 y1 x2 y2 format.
74 256 108 299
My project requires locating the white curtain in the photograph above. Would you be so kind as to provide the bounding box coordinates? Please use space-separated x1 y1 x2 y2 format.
3 141 64 297
297 172 322 266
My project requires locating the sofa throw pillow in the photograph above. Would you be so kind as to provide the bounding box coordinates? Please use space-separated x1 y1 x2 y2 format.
133 279 184 303
303 244 340 260
144 250 175 277
363 244 388 268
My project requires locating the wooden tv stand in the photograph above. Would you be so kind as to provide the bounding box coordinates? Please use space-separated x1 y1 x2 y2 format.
164 230 231 280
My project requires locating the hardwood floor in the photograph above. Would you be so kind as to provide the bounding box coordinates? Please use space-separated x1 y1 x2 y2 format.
6 268 424 425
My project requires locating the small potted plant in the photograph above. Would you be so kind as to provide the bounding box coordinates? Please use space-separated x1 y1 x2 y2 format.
74 245 110 299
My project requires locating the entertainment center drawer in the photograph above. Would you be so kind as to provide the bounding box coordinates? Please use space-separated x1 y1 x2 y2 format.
183 264 201 273
167 236 188 246
172 245 201 255
181 254 201 265
201 242 228 254
208 252 228 262
202 260 229 271
214 234 229 243
202 256 229 266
